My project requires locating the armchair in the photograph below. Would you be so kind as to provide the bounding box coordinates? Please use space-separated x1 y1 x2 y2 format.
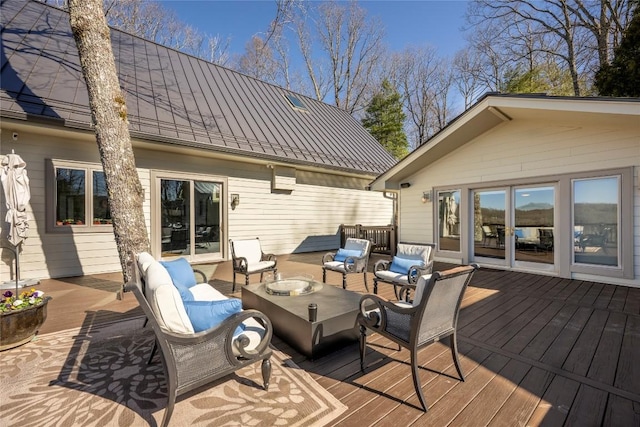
322 238 372 291
372 242 435 298
126 253 273 427
358 264 478 412
230 237 277 292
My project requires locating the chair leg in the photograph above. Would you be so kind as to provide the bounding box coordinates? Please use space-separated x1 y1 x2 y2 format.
342 273 347 289
410 348 428 412
245 273 250 287
262 356 272 390
450 332 465 381
359 324 367 372
160 386 176 427
147 339 158 365
322 268 327 283
363 272 369 292
373 278 378 294
232 272 237 293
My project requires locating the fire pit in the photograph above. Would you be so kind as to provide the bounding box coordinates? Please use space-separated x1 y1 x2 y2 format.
265 274 321 296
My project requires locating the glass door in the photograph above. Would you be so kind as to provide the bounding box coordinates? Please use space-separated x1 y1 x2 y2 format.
473 189 509 266
472 185 556 271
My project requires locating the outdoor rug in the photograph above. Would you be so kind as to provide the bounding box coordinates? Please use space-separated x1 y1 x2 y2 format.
0 317 347 426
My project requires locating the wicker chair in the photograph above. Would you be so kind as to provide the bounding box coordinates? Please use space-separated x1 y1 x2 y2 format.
322 237 372 291
358 264 478 412
230 237 277 292
126 256 273 427
372 242 435 299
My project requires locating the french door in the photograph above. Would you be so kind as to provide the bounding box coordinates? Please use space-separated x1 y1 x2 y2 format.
472 185 556 272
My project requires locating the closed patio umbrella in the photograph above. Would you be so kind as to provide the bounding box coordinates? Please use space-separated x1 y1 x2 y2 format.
1 152 31 289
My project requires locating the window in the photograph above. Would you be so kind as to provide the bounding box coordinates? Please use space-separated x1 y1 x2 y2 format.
48 160 111 231
155 173 224 260
573 176 619 267
284 93 307 111
437 190 460 252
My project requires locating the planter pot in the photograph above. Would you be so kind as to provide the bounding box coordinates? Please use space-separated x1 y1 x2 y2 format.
0 296 52 351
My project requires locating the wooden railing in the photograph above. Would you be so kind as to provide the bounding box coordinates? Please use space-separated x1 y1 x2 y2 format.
339 224 397 256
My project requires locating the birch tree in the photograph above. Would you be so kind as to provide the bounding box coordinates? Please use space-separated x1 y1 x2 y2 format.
68 0 149 281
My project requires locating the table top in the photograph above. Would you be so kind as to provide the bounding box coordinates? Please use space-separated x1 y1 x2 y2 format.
242 281 362 322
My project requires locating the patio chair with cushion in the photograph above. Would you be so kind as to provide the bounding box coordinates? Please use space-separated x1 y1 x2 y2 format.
230 237 277 292
372 242 435 299
126 252 273 427
322 237 372 291
357 264 479 412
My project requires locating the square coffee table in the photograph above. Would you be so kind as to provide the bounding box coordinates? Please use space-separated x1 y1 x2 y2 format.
242 279 362 359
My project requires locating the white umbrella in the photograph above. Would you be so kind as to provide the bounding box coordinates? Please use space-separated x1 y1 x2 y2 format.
1 152 30 289
1 152 30 247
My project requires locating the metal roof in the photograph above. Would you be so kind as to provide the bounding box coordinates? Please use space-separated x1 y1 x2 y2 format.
0 0 397 175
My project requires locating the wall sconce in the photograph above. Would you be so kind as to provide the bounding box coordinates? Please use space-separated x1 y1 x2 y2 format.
231 194 240 210
421 191 432 203
400 182 411 188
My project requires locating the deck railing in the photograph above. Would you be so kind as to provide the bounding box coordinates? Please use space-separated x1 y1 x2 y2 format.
339 224 397 256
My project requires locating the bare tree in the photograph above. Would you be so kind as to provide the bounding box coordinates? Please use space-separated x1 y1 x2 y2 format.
236 35 280 82
68 0 149 281
467 0 634 96
452 47 484 110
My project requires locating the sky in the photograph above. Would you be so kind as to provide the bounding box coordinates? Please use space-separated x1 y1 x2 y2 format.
165 0 470 59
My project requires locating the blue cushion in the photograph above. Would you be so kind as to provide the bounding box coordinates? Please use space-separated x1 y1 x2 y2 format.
183 299 245 335
160 258 196 299
334 248 362 262
389 256 424 274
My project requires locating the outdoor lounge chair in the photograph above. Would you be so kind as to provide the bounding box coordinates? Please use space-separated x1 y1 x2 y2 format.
322 237 372 291
372 242 435 298
357 264 479 412
126 253 273 427
230 237 277 292
482 225 497 246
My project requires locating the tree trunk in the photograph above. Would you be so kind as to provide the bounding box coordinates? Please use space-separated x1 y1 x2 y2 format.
68 0 150 283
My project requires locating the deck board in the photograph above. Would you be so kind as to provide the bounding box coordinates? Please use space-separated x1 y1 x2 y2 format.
30 252 640 426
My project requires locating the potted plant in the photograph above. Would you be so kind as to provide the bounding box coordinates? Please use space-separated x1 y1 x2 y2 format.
0 288 52 351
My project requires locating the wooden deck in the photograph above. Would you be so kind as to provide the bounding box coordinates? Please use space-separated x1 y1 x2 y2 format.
34 252 640 426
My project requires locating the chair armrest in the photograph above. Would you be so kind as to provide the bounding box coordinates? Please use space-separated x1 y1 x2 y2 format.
373 259 391 272
322 252 336 263
407 264 431 284
161 309 273 361
397 283 417 303
344 255 367 272
233 256 248 271
261 253 277 266
358 293 415 330
192 268 207 283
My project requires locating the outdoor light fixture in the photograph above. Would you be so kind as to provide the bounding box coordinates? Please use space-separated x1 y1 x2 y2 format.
421 191 432 203
400 182 411 188
231 194 240 210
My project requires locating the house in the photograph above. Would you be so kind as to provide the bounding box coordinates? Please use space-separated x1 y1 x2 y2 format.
370 93 640 287
0 0 396 281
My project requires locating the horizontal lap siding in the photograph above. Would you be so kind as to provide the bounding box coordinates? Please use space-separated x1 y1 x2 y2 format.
1 127 392 280
399 118 640 277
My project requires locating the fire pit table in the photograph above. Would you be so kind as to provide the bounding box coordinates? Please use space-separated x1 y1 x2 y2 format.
242 274 361 359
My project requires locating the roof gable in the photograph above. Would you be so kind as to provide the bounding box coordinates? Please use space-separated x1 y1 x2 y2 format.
0 0 396 175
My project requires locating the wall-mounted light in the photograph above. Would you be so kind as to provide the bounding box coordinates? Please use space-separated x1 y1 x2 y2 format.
400 182 411 188
231 194 240 210
421 191 432 203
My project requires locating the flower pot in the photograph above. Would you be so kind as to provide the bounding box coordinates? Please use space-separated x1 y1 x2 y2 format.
0 296 51 351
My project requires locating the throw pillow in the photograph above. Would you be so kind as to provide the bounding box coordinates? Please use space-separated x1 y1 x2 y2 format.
183 299 246 335
389 256 424 274
333 248 362 262
160 258 197 300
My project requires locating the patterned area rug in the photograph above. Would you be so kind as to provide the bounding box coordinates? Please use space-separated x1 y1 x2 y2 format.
0 318 346 426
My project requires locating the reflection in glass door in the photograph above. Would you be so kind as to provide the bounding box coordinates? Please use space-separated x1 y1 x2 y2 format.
473 189 507 264
473 185 556 270
514 186 554 266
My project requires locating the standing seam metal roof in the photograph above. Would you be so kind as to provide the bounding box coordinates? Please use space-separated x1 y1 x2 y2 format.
0 0 397 174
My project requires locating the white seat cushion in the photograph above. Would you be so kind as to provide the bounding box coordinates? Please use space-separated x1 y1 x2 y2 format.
375 269 409 284
323 261 348 272
137 252 156 277
246 260 275 273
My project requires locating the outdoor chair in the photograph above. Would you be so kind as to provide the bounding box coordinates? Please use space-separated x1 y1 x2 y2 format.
372 242 435 299
126 253 273 427
230 237 277 292
481 225 497 246
322 237 372 291
357 264 479 412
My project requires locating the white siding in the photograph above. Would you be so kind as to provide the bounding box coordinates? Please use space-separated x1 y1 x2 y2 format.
398 116 640 284
0 126 392 280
